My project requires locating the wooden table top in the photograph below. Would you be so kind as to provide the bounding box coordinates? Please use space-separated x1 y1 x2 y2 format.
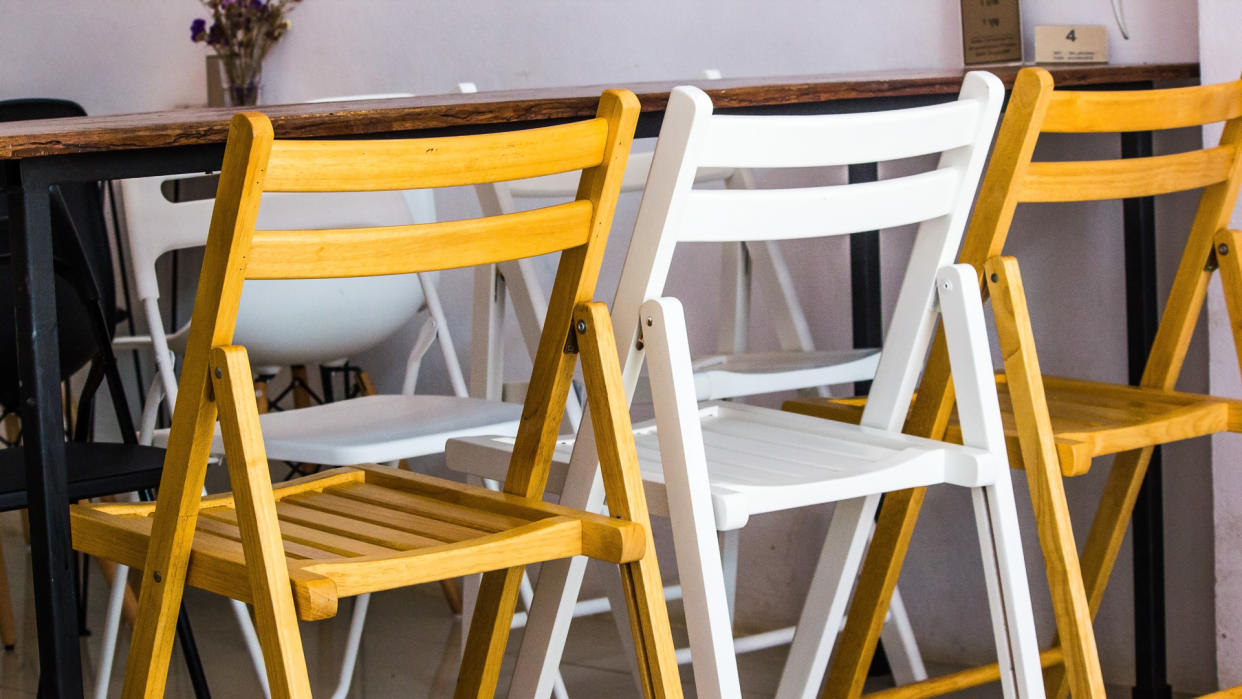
0 63 1198 160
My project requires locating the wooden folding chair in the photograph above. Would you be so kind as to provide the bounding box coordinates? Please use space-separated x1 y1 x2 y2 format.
787 67 1242 697
70 90 684 698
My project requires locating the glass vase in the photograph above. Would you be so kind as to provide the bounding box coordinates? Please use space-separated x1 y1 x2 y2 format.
226 81 261 107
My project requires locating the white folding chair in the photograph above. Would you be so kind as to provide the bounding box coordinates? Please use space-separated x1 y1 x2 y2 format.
451 72 1045 698
460 75 877 410
96 173 519 699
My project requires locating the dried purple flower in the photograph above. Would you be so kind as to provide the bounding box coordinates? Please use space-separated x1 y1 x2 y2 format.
190 17 207 41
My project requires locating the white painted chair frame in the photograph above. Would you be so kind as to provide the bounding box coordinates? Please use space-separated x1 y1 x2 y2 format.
97 175 513 699
480 74 1044 698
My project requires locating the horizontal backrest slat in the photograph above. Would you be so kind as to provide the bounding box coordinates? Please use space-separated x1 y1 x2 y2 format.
696 99 982 168
244 201 593 278
1042 80 1242 133
675 168 958 243
504 151 736 198
1019 146 1237 202
263 118 608 192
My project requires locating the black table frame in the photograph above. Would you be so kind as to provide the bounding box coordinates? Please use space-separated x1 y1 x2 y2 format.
6 84 1172 697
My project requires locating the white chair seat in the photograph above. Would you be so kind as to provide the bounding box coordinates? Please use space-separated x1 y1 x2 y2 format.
690 348 880 400
155 395 522 466
448 401 998 531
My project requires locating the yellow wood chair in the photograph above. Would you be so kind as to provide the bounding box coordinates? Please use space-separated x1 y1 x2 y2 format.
70 91 684 698
786 66 1242 698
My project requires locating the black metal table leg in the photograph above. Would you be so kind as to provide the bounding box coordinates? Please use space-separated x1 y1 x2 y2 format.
11 162 84 698
849 162 882 397
1122 128 1173 699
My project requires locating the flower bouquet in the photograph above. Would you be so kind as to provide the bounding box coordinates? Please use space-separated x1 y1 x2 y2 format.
191 0 303 106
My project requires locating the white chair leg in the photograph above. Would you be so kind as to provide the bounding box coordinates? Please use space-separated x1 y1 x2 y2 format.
642 298 742 698
972 479 1044 699
774 494 880 699
92 563 130 699
229 599 271 698
329 593 371 699
878 587 928 684
519 568 570 699
718 528 740 622
603 559 645 694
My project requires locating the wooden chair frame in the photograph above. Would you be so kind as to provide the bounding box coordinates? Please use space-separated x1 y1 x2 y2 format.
71 91 684 698
792 67 1242 698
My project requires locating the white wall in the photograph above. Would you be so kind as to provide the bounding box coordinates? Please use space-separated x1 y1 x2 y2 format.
3 0 1216 690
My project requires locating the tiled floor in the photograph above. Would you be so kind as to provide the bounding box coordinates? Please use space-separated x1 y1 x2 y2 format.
0 510 1158 698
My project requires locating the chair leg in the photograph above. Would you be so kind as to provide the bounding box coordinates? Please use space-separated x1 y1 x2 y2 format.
175 604 212 699
641 297 740 696
985 256 1105 698
774 495 879 699
457 566 525 697
94 563 130 699
0 536 16 650
329 594 370 699
878 587 928 685
970 478 1043 699
212 347 314 698
227 599 272 698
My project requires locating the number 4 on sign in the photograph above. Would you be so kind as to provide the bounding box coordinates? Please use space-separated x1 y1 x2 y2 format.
1065 28 1077 41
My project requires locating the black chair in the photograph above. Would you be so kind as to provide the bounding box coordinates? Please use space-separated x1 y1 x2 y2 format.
0 99 210 697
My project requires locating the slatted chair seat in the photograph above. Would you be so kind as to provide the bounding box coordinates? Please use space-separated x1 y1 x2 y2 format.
791 374 1242 477
73 465 644 622
453 400 997 531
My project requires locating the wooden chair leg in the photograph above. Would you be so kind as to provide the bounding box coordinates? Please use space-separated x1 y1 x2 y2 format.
986 257 1105 698
213 347 313 698
290 365 313 409
822 488 928 699
254 377 271 414
456 566 525 698
575 303 681 697
0 536 16 649
1044 447 1151 699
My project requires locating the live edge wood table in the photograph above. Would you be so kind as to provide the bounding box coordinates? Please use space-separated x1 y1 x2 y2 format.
0 62 1197 698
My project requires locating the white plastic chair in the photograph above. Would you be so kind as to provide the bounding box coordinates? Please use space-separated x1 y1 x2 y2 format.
96 174 519 699
451 73 1045 698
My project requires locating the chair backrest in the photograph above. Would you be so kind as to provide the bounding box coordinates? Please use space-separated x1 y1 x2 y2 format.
0 99 119 408
168 90 638 495
908 67 1242 435
614 73 1003 430
119 176 432 370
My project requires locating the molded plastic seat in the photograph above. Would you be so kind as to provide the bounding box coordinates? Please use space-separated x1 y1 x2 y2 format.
153 394 522 465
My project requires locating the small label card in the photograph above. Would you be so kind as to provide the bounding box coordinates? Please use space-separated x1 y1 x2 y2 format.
961 0 1023 65
1034 25 1109 63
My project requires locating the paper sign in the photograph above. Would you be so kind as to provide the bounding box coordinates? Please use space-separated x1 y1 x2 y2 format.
1034 25 1109 63
961 0 1023 65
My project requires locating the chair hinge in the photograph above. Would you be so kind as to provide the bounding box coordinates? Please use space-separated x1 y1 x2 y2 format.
1206 247 1221 272
564 320 585 355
